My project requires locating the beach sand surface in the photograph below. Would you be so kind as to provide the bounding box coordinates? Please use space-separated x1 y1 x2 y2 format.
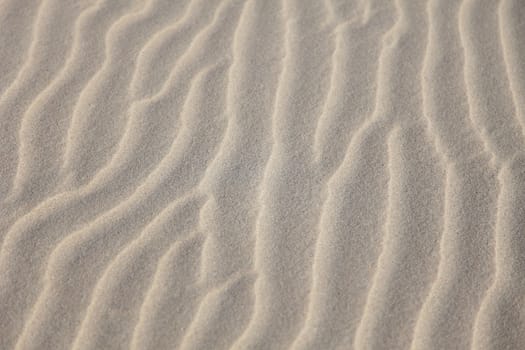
0 0 524 349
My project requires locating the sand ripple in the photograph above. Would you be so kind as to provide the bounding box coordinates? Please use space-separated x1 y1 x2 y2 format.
0 0 524 349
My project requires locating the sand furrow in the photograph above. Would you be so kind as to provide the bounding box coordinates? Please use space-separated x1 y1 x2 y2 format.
312 0 394 172
459 0 525 348
472 2 525 347
69 2 255 346
471 156 525 350
228 2 288 347
0 2 101 346
417 0 491 165
496 0 525 140
0 0 234 301
0 0 41 98
195 0 284 327
130 233 207 350
471 1 525 348
1 0 524 348
232 1 337 347
0 0 97 209
293 1 397 348
291 1 408 347
185 0 285 346
129 0 224 100
1 0 126 256
498 0 525 126
0 6 244 345
354 125 444 350
70 194 206 350
350 127 395 350
11 0 144 206
459 0 525 163
77 0 238 195
12 60 233 350
348 1 449 348
305 124 394 350
311 0 365 165
60 0 190 188
410 0 498 348
179 272 258 350
0 57 222 350
412 162 497 350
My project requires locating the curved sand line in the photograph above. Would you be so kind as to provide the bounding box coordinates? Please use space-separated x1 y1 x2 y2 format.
128 0 224 100
410 0 497 349
13 60 233 350
0 5 241 348
130 233 207 350
350 3 446 349
60 0 190 188
12 0 145 204
1 0 525 349
71 193 206 350
292 1 397 348
0 0 41 98
233 1 340 347
0 0 97 210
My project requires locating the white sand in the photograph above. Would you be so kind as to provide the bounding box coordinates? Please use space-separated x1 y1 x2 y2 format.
0 0 524 349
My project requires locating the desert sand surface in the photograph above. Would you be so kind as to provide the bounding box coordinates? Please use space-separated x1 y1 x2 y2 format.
0 0 524 349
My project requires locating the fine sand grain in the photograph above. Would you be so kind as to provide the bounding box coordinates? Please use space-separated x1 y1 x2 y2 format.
1 0 524 349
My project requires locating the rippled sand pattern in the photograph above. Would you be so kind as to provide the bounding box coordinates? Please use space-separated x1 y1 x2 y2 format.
1 0 525 349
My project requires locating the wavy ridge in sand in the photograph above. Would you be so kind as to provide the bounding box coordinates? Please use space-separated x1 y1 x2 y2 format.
1 0 524 349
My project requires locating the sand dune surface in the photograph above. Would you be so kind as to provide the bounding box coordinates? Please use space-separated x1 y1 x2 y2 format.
1 0 525 349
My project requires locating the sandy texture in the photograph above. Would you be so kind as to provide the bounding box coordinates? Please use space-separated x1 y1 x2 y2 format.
0 0 524 349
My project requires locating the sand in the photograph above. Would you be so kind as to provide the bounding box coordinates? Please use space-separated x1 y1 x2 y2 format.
0 0 524 349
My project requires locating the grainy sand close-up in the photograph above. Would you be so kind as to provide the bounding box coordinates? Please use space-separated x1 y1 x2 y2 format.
1 0 525 349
